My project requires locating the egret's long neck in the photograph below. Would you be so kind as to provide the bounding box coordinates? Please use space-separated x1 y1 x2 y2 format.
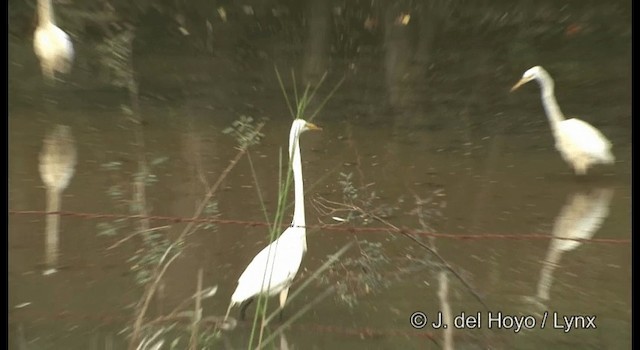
536 70 565 129
289 131 305 227
38 0 54 25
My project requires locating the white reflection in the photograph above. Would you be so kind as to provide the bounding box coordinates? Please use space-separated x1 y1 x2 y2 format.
437 271 453 350
17 323 27 350
39 125 77 275
278 332 291 350
530 188 614 306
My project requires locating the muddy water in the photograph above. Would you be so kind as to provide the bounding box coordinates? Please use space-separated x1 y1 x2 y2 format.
9 13 630 350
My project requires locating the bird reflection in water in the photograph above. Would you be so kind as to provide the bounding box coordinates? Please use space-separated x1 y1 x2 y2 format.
39 125 77 275
437 271 454 350
526 188 614 310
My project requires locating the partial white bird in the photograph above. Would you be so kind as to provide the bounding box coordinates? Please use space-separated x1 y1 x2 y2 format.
227 119 321 321
33 0 74 82
511 66 614 175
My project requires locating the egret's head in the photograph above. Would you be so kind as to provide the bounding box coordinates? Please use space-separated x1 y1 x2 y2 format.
289 119 322 156
291 119 322 136
510 66 543 92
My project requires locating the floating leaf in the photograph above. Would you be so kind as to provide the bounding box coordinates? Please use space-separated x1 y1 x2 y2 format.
202 285 218 298
101 161 123 171
97 222 119 236
170 338 182 349
150 156 169 166
14 302 31 309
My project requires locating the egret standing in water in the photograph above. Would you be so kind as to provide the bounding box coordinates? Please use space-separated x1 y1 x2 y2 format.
34 0 74 82
226 119 321 321
511 66 614 175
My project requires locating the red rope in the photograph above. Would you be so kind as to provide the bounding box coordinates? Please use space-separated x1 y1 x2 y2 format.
8 209 630 244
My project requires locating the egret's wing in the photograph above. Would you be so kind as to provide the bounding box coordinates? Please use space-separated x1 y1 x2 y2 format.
236 232 304 292
238 242 290 285
51 25 74 72
33 27 52 58
231 242 291 303
559 119 613 161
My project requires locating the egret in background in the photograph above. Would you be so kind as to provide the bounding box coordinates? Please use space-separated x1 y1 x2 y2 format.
34 0 74 82
226 119 321 321
39 125 77 275
511 66 614 175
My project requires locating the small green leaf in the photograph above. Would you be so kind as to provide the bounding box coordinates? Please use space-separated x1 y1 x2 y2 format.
96 222 118 236
151 156 169 166
101 161 122 171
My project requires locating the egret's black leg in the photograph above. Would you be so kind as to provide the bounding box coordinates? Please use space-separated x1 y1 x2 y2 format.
239 297 254 321
278 308 284 322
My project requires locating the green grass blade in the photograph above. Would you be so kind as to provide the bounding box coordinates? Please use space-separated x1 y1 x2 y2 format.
263 241 354 325
275 66 295 119
309 75 346 122
246 151 271 225
291 69 299 115
259 287 335 349
306 71 328 107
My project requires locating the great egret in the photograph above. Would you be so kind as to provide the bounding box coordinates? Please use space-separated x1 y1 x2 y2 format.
39 125 77 275
227 119 321 321
511 66 615 175
34 0 74 82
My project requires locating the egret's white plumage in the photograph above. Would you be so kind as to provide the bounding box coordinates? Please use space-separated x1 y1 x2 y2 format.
34 0 74 81
230 225 306 305
228 119 321 319
511 66 614 175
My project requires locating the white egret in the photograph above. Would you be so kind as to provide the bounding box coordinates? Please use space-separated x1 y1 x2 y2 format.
226 119 321 321
511 66 614 175
34 0 74 82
